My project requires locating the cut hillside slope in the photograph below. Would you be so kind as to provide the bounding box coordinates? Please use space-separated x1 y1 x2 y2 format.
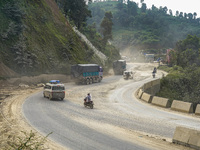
0 0 111 76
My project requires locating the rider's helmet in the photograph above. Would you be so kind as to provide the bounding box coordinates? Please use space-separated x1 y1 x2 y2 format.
88 93 90 95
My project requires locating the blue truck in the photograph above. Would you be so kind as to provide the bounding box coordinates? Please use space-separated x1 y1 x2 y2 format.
71 64 103 84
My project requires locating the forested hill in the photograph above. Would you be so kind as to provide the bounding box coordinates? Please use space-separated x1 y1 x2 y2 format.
88 1 200 52
0 0 120 76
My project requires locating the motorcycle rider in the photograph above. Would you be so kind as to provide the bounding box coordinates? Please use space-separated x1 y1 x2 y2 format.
152 67 156 78
84 93 92 103
153 67 157 73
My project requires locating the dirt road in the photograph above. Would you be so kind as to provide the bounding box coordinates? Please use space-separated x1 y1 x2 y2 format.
20 63 194 149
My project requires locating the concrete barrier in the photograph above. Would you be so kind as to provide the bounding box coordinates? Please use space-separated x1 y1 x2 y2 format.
171 100 194 113
173 126 200 149
138 89 143 99
151 96 171 108
195 104 200 115
143 79 160 96
143 82 152 91
141 92 152 103
151 79 160 86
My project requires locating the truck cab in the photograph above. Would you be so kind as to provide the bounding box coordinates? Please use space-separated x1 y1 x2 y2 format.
113 60 126 75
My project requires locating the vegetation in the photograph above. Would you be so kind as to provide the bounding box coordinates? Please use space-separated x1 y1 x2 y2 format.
5 131 51 150
88 1 200 52
100 11 113 44
79 24 120 70
63 0 92 29
0 0 120 76
157 35 200 110
55 0 120 70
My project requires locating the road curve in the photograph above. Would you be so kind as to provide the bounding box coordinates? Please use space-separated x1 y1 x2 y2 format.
23 63 200 150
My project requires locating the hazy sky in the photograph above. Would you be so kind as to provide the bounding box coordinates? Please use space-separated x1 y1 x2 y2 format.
134 0 200 17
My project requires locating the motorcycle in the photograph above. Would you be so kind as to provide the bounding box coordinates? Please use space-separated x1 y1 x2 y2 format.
84 100 94 109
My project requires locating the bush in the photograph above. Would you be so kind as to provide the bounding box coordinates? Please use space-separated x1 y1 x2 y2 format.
7 131 52 150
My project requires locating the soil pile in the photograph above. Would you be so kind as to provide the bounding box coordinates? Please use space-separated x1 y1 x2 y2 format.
0 62 18 78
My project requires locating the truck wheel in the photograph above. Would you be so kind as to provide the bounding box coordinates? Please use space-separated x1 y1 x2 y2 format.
89 79 93 84
49 95 52 100
86 79 90 85
99 77 102 82
90 104 93 109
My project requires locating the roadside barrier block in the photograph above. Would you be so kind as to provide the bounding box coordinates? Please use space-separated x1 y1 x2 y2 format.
138 89 143 99
151 96 170 108
195 104 200 115
141 92 152 103
173 126 200 149
171 100 193 113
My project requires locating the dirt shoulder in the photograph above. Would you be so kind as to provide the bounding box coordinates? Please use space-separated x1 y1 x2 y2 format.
0 85 66 149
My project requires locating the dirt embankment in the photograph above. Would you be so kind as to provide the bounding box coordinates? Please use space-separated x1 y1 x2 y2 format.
0 74 69 149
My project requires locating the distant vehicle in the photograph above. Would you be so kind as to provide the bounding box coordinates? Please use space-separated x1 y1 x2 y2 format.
123 71 133 80
113 60 126 75
71 64 103 85
43 82 65 100
145 54 154 62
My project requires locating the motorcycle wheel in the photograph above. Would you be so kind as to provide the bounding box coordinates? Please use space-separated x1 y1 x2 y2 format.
90 104 93 109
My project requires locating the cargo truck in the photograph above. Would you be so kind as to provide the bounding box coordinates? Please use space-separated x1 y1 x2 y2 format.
71 64 103 84
113 60 126 75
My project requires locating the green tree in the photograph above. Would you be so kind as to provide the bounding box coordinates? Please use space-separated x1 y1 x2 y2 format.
169 9 173 16
176 35 200 68
100 11 113 44
179 12 183 18
193 12 197 19
184 13 187 18
188 13 193 21
176 10 179 17
64 0 91 29
141 3 147 13
127 1 138 16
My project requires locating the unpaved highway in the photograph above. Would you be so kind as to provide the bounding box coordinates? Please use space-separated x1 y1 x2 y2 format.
22 63 198 150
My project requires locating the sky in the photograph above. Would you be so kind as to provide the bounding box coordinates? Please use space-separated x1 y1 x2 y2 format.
134 0 200 17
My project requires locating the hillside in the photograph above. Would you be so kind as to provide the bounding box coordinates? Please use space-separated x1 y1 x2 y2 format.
0 0 119 76
88 1 200 55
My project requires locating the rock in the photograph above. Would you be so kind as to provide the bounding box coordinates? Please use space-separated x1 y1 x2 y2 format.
37 83 45 87
18 83 29 88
